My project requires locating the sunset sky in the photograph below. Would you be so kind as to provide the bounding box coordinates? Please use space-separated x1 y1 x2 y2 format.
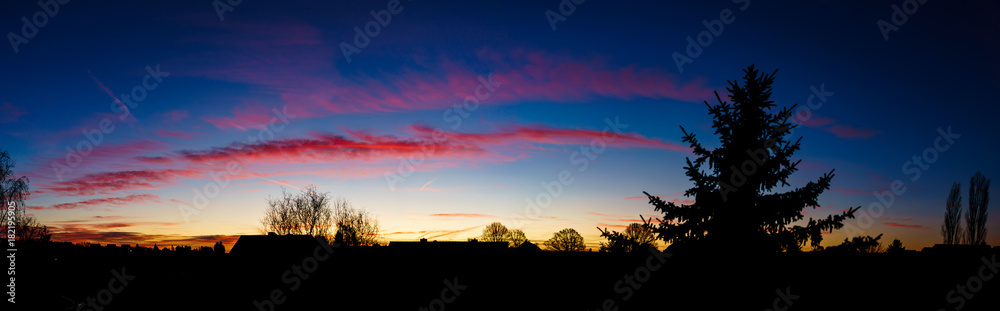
2 0 999 251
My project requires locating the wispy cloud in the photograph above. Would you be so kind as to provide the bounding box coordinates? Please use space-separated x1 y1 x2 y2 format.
0 102 28 123
35 194 160 210
882 222 928 229
429 213 497 218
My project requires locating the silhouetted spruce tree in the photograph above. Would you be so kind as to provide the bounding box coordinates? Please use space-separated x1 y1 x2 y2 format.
598 221 658 253
643 66 859 253
886 238 905 255
941 182 963 244
213 241 226 256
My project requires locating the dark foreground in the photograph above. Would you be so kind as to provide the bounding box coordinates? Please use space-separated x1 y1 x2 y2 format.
13 241 1000 310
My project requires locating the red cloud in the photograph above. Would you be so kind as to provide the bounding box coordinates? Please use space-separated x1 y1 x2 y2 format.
48 225 240 249
172 123 684 168
134 156 173 164
597 223 630 229
175 131 488 165
35 194 160 210
44 169 199 196
827 124 881 139
882 222 928 229
31 122 684 198
408 123 689 151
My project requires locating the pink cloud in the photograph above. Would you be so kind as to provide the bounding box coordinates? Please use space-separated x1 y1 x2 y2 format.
827 124 881 139
793 115 879 139
669 198 696 205
179 23 716 129
0 102 28 123
797 117 835 128
156 129 196 139
831 188 872 196
407 123 689 152
35 194 160 210
597 223 630 229
162 110 189 122
43 169 200 196
25 139 173 183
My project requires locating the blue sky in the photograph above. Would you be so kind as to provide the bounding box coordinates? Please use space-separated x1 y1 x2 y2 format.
1 0 998 249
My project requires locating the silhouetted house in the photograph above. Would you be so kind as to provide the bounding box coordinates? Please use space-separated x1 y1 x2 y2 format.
926 244 993 256
517 241 541 253
230 232 329 258
388 238 507 250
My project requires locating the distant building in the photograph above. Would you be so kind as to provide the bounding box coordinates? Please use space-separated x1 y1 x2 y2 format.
388 238 507 250
517 241 542 252
230 232 328 257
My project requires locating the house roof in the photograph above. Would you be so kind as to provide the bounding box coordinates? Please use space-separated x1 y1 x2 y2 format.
230 233 328 256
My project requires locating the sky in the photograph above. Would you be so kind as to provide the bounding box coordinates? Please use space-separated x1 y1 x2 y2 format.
1 0 999 251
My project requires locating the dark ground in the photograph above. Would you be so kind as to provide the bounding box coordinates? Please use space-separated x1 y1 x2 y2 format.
13 242 1000 310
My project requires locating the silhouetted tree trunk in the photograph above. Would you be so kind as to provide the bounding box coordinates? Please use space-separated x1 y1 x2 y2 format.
942 182 963 244
965 171 990 245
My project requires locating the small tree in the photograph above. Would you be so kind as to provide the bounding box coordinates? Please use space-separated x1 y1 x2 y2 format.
479 222 528 247
213 241 226 255
941 182 963 244
598 222 658 253
1 149 50 243
508 229 528 248
331 197 382 246
260 186 334 238
886 238 905 255
544 228 586 252
481 222 510 243
965 171 990 245
825 234 883 254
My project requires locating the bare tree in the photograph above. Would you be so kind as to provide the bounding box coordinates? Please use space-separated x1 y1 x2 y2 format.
544 228 586 252
331 197 382 246
481 222 509 243
478 222 527 247
508 229 528 247
299 187 333 237
966 171 990 245
260 186 333 239
1 149 49 242
941 182 963 244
